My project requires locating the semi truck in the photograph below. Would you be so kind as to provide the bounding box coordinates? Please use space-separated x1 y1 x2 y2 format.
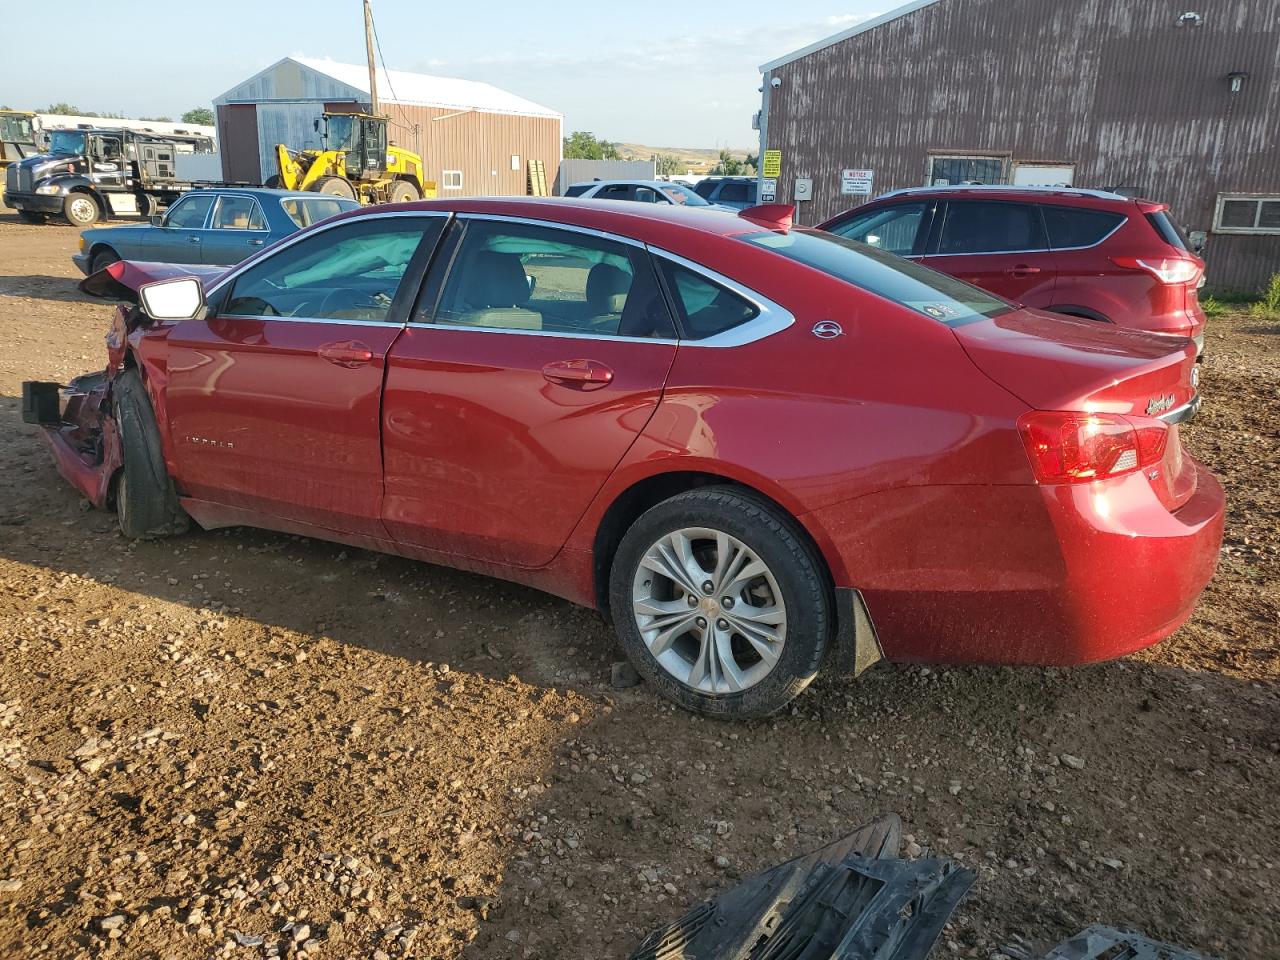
4 125 218 226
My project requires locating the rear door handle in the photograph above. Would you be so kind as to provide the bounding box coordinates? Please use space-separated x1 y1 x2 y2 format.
318 340 374 368
248 239 264 246
187 236 201 243
541 358 614 389
1005 264 1041 276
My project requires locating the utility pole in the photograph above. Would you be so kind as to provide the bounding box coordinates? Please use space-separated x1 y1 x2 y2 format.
364 0 380 115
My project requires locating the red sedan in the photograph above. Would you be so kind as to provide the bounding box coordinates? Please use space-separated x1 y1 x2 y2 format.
23 198 1224 718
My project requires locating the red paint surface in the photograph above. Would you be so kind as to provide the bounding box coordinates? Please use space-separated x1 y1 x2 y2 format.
41 197 1225 670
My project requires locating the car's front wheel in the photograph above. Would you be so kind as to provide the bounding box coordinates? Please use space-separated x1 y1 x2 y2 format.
609 488 830 718
112 369 189 539
90 247 119 274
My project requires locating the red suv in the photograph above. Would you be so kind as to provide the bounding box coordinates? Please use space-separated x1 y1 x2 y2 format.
821 187 1207 354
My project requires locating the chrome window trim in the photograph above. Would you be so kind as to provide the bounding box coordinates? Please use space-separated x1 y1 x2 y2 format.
406 325 679 345
451 212 647 249
205 210 453 301
647 248 795 348
208 314 405 329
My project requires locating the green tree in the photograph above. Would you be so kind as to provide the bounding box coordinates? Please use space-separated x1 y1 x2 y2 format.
182 107 215 126
563 131 620 160
40 102 88 116
140 115 173 123
745 152 759 173
709 149 745 176
654 153 681 176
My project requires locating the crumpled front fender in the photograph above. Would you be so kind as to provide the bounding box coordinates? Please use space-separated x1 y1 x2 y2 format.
35 372 122 510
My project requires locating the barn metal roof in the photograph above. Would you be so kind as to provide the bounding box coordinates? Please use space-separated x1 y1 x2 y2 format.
760 0 947 72
214 56 561 120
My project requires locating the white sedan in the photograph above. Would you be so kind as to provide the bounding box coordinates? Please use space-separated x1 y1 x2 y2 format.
563 179 736 212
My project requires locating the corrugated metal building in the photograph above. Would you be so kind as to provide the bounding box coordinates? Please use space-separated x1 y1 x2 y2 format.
757 0 1279 292
212 57 562 198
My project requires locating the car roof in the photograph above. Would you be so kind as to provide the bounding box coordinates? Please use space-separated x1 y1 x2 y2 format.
184 187 348 200
873 184 1137 204
569 179 692 189
332 196 766 245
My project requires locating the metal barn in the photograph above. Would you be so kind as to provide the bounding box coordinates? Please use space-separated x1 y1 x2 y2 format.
757 0 1279 292
213 57 562 198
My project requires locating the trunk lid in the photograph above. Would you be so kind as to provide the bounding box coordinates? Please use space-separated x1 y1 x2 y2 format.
79 260 228 303
957 308 1200 509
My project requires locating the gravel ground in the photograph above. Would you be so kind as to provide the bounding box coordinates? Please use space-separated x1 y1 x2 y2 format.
0 214 1276 960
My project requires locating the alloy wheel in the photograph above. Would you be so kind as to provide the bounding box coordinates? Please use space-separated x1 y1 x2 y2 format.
631 527 787 695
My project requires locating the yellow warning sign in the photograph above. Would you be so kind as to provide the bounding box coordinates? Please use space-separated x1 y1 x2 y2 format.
762 150 782 179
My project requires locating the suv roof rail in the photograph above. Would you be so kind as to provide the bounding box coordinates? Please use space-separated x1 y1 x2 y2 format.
877 185 1131 202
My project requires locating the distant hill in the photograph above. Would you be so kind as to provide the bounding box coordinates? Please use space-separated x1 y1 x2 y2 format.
614 142 755 175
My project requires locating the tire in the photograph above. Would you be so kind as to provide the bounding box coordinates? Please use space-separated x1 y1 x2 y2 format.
609 487 830 719
18 210 47 224
311 176 358 201
64 192 101 227
112 368 189 540
388 180 420 204
263 174 283 189
90 247 120 274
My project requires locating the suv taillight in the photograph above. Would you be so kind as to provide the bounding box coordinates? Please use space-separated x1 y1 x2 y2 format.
1110 256 1202 285
1018 411 1169 484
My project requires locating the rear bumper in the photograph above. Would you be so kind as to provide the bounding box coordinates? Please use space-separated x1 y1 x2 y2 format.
22 376 120 509
806 460 1224 667
4 191 63 214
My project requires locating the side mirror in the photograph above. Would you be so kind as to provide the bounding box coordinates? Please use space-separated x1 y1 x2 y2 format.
150 214 164 227
138 277 207 322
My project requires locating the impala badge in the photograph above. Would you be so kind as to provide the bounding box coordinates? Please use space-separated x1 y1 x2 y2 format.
1146 394 1176 416
812 320 844 339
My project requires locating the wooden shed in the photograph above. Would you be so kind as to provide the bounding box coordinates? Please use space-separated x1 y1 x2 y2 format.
213 56 562 198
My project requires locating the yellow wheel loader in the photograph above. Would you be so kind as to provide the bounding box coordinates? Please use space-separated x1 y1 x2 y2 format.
271 112 436 205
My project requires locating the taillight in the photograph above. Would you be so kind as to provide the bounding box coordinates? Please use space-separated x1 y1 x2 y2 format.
1018 411 1169 484
1110 256 1202 285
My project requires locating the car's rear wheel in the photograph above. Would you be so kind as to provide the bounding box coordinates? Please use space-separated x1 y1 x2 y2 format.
90 247 119 274
609 488 830 718
112 369 189 539
64 192 100 227
18 210 47 224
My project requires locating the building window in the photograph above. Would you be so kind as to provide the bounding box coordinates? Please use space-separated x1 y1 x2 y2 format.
1213 194 1280 235
926 154 1008 186
443 170 463 191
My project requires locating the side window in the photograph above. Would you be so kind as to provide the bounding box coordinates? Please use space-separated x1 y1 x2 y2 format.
718 182 750 203
1042 205 1125 249
222 217 443 322
597 184 633 201
634 187 662 203
211 196 267 231
425 219 675 339
657 260 759 340
828 202 927 256
693 180 717 199
936 201 1045 255
563 184 592 198
165 195 214 229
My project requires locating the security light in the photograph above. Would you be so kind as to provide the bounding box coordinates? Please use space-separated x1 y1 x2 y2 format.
1227 71 1249 93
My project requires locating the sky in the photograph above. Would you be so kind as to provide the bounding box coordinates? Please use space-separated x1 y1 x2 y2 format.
1 0 885 147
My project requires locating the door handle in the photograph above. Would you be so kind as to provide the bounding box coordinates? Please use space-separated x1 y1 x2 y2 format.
248 239 264 246
541 358 614 389
1005 264 1041 276
318 340 374 368
187 236 201 243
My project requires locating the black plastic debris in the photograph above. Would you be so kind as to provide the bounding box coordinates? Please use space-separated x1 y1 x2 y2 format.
1039 925 1216 960
629 813 974 960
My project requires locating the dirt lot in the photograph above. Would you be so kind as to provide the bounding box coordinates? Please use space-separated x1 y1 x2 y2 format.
0 213 1276 960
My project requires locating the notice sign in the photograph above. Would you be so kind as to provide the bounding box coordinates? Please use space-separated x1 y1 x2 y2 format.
760 177 778 202
840 168 874 195
763 150 782 178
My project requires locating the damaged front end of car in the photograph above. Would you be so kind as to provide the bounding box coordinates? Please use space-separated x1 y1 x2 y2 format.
21 260 223 510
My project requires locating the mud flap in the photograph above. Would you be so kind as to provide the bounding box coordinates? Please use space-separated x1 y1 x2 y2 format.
629 813 974 960
830 586 885 677
22 381 62 426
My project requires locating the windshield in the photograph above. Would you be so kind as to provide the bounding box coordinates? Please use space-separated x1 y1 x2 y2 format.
658 183 711 207
738 228 1012 324
0 114 35 143
48 129 87 156
325 115 360 153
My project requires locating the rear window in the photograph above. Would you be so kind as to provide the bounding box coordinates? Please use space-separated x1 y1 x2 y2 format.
739 229 1011 324
1042 205 1125 248
280 197 355 228
693 180 717 198
563 184 592 198
1145 210 1190 251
